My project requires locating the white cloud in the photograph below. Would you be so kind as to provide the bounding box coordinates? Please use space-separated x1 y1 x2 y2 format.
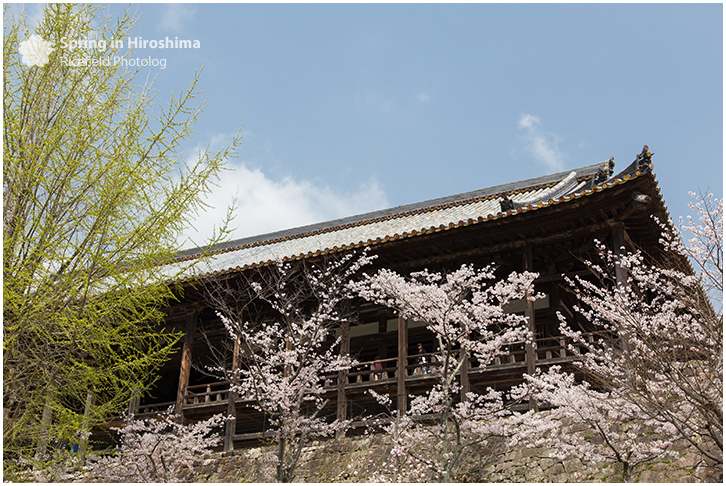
417 91 431 103
517 113 565 171
158 4 197 33
182 160 390 248
518 113 539 130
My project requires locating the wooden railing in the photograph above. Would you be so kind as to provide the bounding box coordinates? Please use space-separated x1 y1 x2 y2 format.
134 401 176 418
534 333 596 361
184 381 230 406
138 332 600 413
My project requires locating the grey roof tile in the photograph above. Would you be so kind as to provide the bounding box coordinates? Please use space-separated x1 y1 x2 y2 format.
165 159 634 280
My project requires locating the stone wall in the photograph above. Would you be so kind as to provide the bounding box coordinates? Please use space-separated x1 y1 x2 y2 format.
192 434 722 483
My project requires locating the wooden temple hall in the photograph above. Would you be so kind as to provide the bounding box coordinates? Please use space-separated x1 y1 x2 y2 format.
123 148 669 450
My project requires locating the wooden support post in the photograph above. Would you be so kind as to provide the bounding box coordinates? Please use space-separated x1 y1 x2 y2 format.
613 227 628 287
397 316 408 415
549 282 561 308
460 351 470 402
336 319 351 437
549 282 561 339
224 334 242 452
378 310 388 358
128 386 140 416
80 393 95 458
175 308 199 423
612 227 634 352
523 246 539 412
35 399 53 457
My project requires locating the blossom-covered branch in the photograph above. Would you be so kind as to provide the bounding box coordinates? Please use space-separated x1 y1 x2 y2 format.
525 193 723 478
207 251 374 482
90 412 225 482
351 264 541 481
522 366 678 481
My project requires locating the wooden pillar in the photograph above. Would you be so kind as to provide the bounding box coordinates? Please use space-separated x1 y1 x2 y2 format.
80 393 95 458
336 319 351 436
35 399 53 457
127 386 140 416
522 246 539 412
377 310 388 358
397 316 408 415
547 281 561 338
378 311 388 334
460 351 470 402
175 308 199 422
224 335 242 452
612 227 628 287
612 227 634 352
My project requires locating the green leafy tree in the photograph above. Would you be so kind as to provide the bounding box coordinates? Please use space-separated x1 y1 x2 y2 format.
3 3 240 470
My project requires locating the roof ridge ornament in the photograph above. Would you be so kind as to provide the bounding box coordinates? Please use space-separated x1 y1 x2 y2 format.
636 145 653 170
501 171 580 211
499 194 515 212
593 157 615 186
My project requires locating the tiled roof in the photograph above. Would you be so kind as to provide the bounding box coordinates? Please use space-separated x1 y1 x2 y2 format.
165 158 650 280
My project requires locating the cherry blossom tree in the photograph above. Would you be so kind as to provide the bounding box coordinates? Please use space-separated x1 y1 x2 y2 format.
351 264 541 482
519 192 722 480
679 192 722 305
89 412 225 482
348 390 432 482
207 251 374 482
521 366 679 481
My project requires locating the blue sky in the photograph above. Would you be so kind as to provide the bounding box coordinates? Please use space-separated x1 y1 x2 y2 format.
12 2 724 246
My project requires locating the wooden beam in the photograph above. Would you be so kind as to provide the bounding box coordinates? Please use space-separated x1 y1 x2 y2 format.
395 218 628 271
533 269 592 285
397 316 408 415
175 308 199 422
616 200 648 223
